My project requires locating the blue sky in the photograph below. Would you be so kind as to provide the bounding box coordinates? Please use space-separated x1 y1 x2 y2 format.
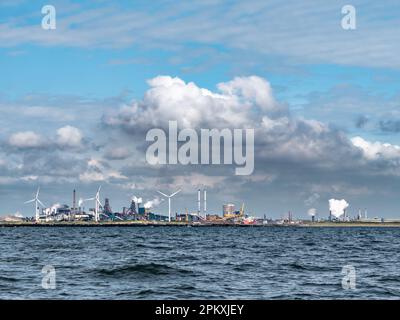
1 0 400 218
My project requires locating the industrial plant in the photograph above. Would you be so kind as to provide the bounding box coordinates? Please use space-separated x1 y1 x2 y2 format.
1 187 399 227
17 187 260 225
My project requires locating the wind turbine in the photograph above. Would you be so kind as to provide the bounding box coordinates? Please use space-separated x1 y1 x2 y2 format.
25 187 45 222
84 186 102 222
157 189 181 222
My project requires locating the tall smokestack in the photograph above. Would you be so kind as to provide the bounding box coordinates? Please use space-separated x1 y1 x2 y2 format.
329 210 332 221
204 189 207 218
198 189 201 215
73 189 76 213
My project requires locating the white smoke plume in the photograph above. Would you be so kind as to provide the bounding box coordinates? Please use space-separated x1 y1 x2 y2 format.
132 196 142 204
144 197 164 209
307 208 317 216
329 199 349 218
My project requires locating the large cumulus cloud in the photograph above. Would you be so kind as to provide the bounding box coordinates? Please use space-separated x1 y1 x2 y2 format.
103 75 365 168
103 75 285 132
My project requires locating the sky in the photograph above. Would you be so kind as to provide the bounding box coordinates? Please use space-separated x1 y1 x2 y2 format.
1 0 400 219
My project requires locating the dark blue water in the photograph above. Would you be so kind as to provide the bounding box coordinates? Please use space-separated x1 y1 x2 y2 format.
1 226 399 299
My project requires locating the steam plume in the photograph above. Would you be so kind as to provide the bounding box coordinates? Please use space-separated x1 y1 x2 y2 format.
307 208 317 216
132 196 142 204
144 197 163 209
328 199 349 218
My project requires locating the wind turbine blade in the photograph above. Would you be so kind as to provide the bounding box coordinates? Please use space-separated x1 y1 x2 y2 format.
85 197 95 201
157 191 168 198
37 199 45 207
170 189 181 197
97 186 102 193
24 199 35 204
36 187 40 198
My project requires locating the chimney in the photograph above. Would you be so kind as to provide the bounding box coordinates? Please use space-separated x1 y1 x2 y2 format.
198 189 201 215
73 189 76 213
329 210 332 221
203 189 207 218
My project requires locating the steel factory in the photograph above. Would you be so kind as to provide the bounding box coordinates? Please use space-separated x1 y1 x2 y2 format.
20 187 263 225
1 186 395 226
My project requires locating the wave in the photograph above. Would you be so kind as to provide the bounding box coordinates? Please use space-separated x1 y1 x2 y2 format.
0 275 19 282
95 263 193 277
286 262 334 272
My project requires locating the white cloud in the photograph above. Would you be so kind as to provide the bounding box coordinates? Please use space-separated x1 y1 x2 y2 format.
217 76 278 113
56 126 83 148
21 175 38 181
104 75 283 131
79 158 127 183
1 1 400 68
7 126 84 150
104 75 367 170
79 171 105 183
108 171 128 180
351 136 400 161
8 131 46 148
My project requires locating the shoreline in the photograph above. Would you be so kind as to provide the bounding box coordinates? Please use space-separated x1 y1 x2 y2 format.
301 222 400 227
2 221 400 227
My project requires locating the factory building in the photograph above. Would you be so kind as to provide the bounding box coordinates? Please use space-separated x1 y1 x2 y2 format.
223 203 235 217
42 204 71 221
148 212 169 221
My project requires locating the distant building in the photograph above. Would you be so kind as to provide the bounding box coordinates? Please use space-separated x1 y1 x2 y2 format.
359 217 383 223
103 198 113 215
223 203 235 217
175 213 188 221
381 218 400 223
148 212 169 221
43 204 71 221
206 214 221 221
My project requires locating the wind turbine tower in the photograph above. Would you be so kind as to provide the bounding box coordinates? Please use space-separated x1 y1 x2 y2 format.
85 186 102 222
157 189 181 222
25 187 45 222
